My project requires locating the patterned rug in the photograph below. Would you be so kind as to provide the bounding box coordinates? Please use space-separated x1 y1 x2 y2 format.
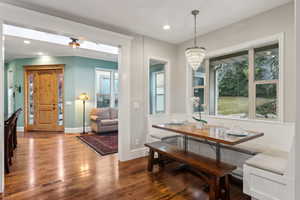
77 132 118 156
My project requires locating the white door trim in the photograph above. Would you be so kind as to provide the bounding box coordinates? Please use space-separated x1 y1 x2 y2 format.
0 19 4 193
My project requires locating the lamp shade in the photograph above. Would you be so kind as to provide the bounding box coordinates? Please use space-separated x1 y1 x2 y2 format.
78 93 89 101
185 47 206 71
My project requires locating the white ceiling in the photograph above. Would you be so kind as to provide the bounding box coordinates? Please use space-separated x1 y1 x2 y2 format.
0 0 293 44
4 35 118 62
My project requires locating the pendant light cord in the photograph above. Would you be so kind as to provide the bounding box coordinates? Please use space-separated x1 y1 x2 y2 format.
194 13 197 47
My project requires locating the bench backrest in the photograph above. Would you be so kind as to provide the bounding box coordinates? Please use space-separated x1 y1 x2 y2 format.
148 114 295 153
202 116 295 153
199 115 295 178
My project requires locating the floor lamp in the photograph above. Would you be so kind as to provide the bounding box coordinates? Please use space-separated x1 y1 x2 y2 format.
78 93 89 134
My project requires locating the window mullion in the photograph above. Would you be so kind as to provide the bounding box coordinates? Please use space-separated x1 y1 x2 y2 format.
254 80 278 85
248 48 255 119
204 59 210 114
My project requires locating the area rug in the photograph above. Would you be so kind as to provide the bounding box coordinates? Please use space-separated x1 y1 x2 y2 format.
77 132 118 156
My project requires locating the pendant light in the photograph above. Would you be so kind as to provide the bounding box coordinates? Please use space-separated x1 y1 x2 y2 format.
185 10 206 71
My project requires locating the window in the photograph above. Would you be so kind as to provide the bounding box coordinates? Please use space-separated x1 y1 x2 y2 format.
95 69 118 108
254 44 279 120
28 72 34 124
210 52 249 118
149 59 166 114
154 71 165 112
7 70 14 116
114 73 119 107
57 73 64 126
192 66 205 112
206 43 280 121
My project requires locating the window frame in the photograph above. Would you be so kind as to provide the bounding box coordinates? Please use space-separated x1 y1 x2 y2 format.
95 68 118 108
147 57 170 116
186 33 284 122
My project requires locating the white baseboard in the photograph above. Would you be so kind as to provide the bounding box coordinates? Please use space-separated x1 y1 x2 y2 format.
128 147 148 160
17 127 24 132
17 126 91 133
64 126 91 133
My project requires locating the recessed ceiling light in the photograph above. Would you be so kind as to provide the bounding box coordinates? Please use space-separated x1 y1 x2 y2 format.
24 40 31 44
37 52 44 56
163 25 171 30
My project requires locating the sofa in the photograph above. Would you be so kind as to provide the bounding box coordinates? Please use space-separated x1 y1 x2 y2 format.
90 108 118 133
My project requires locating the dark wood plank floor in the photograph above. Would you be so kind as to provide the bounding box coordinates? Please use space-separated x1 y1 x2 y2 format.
3 132 250 200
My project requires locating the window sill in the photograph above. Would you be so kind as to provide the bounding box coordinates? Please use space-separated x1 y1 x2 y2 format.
203 114 287 125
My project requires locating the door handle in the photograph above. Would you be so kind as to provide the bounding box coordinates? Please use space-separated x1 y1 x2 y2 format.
53 104 56 110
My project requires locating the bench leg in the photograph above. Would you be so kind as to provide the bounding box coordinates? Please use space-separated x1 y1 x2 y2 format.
224 175 230 200
218 175 230 200
209 176 220 200
147 149 154 172
158 153 165 169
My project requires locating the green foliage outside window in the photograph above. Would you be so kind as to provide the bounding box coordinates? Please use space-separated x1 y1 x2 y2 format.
211 45 279 119
217 60 249 97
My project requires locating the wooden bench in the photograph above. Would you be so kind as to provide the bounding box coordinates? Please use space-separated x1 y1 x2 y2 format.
145 141 237 200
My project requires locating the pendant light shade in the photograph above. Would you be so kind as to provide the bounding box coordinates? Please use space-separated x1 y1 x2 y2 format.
185 47 206 71
185 10 206 71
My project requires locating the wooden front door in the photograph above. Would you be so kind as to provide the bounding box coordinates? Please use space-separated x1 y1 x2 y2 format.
25 65 64 132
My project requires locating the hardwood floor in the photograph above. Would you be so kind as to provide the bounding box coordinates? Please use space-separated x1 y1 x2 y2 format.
3 132 250 200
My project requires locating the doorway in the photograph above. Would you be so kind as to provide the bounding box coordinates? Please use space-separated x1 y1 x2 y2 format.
24 65 64 132
0 6 132 193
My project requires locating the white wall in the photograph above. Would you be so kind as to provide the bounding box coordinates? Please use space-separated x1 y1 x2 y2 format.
130 36 177 149
174 3 295 122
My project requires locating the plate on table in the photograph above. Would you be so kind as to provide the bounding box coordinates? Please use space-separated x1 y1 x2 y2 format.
167 120 186 126
225 129 249 137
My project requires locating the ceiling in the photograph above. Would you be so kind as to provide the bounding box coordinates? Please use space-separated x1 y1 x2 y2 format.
0 0 293 44
4 35 118 62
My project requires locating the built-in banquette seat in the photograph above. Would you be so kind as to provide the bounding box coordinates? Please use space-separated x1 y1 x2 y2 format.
243 142 294 200
147 115 295 200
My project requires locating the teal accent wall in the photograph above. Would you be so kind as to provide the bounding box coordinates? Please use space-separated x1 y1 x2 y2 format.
5 56 117 128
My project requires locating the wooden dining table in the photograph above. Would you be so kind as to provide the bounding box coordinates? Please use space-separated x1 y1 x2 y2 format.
152 122 264 163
